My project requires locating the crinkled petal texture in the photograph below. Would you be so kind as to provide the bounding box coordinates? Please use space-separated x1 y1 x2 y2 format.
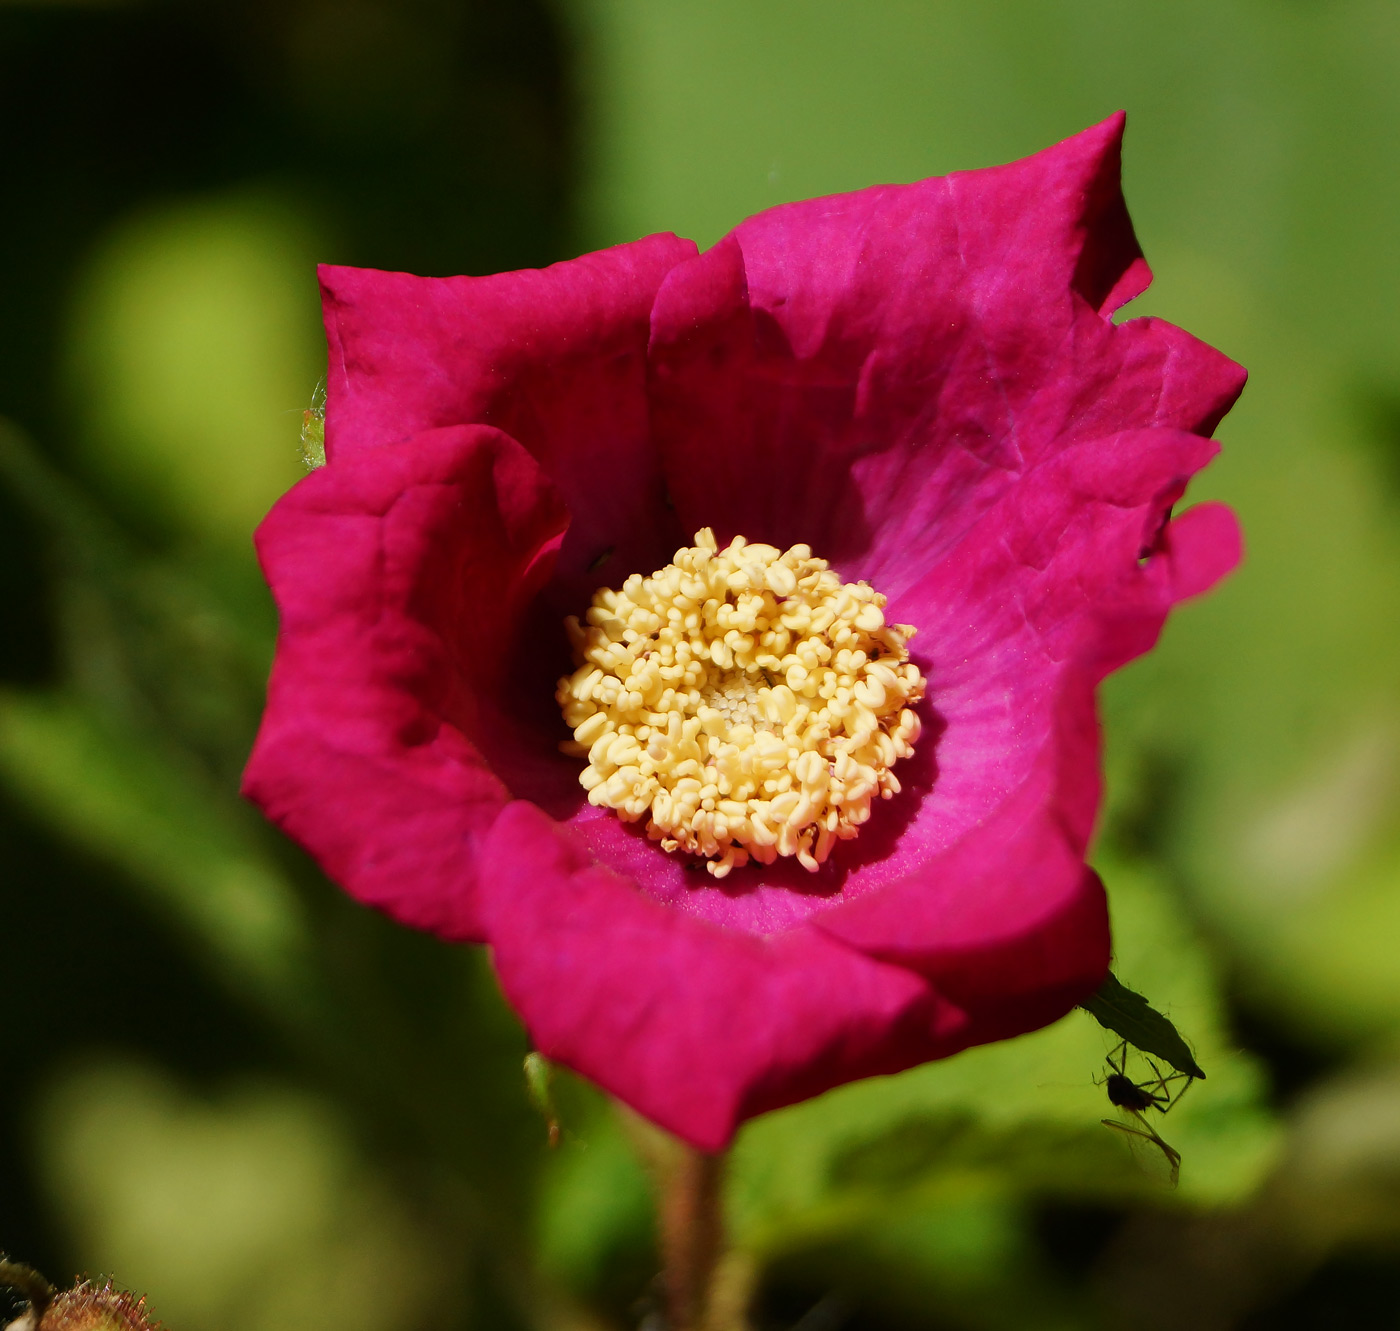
244 113 1245 1151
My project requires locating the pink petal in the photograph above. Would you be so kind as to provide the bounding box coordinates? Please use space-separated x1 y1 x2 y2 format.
320 233 698 609
479 801 972 1151
1161 499 1243 602
243 425 568 941
814 692 1110 1008
646 113 1245 594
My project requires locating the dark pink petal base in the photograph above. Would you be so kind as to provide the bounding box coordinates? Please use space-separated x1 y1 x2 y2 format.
244 113 1245 1150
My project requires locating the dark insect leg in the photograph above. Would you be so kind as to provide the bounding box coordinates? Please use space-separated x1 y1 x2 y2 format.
1101 1116 1181 1187
1142 1057 1194 1114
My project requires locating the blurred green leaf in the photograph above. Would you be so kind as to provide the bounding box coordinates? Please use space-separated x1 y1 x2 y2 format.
534 1084 655 1305
0 415 273 682
33 1058 445 1331
1103 261 1400 1048
64 190 320 545
0 689 310 1016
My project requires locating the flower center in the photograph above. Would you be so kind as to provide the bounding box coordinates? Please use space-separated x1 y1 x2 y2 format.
557 530 926 879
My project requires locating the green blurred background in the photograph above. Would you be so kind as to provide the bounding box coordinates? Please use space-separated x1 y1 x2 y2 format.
2 2 1399 1327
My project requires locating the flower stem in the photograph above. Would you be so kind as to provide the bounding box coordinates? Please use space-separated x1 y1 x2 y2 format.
658 1143 725 1331
617 1108 749 1331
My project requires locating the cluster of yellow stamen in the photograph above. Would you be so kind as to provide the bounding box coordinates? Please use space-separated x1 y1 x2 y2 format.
556 530 925 878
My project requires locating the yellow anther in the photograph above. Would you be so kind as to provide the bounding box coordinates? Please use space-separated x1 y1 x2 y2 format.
556 532 926 877
854 602 885 632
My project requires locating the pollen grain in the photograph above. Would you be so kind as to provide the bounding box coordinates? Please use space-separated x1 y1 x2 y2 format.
556 530 925 879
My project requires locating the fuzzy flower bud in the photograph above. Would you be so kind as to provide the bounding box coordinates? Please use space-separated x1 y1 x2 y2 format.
2 1262 160 1331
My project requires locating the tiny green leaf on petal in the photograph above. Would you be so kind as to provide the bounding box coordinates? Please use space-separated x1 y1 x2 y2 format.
525 1051 562 1148
1079 972 1206 1080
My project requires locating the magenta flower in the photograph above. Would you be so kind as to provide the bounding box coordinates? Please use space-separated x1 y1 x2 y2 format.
243 114 1244 1151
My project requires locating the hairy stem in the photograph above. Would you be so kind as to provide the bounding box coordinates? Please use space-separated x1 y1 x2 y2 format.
618 1108 747 1331
659 1144 725 1331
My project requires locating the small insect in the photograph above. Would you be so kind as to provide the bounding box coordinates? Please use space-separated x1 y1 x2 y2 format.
299 378 327 471
588 546 616 574
1098 1039 1194 1186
